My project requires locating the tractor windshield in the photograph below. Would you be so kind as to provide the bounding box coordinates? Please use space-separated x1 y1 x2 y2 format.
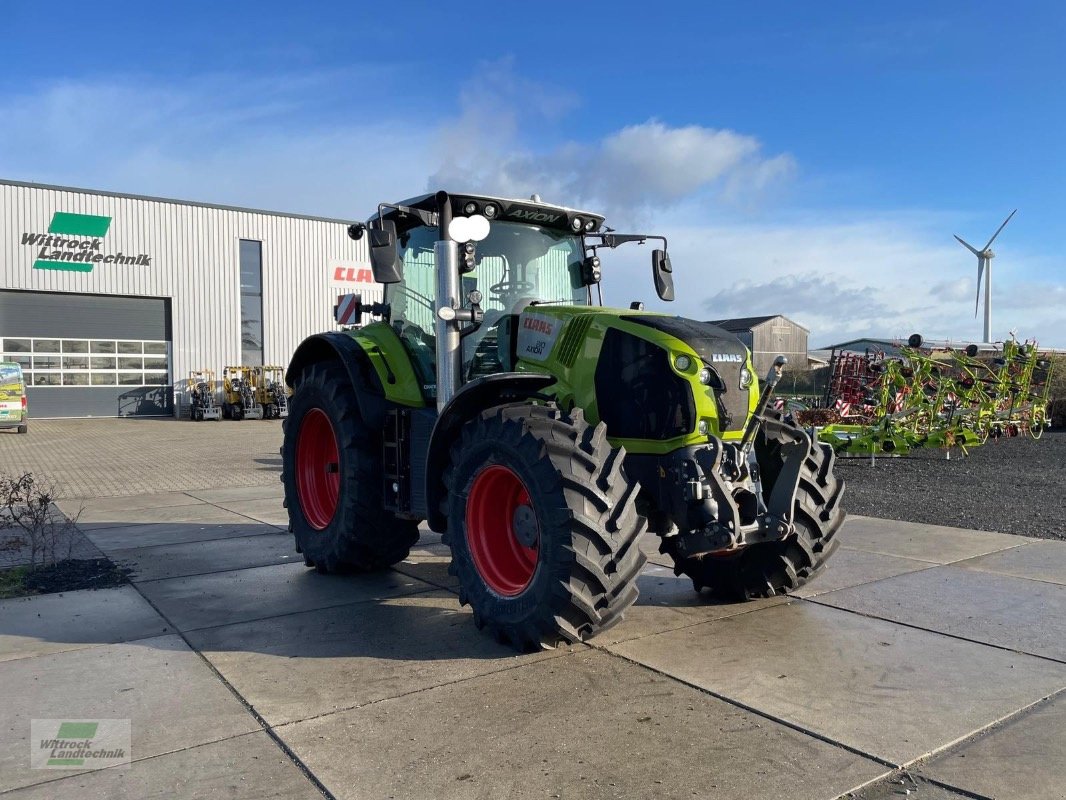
386 221 589 389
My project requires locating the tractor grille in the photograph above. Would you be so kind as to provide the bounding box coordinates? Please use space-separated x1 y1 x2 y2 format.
556 315 593 368
594 328 695 440
627 315 750 433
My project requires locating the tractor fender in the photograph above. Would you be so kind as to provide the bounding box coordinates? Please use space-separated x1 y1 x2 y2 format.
286 332 389 429
425 372 557 532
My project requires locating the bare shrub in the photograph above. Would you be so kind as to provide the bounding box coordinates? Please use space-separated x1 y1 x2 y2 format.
0 473 80 569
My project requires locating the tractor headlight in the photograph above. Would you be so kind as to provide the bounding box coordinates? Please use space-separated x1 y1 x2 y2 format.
698 367 713 385
698 419 710 436
674 354 692 371
739 367 753 389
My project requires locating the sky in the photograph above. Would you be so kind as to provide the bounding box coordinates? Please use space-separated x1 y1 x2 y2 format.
2 1 1064 347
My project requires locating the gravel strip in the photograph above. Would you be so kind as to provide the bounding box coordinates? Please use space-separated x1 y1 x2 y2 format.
835 430 1066 540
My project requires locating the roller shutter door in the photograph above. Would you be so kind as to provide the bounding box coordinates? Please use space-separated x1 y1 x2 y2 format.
0 289 172 418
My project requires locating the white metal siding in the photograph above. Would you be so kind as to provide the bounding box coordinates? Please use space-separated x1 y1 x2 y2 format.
0 181 383 411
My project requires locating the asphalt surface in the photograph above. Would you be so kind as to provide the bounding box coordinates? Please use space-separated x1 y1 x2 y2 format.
836 429 1066 540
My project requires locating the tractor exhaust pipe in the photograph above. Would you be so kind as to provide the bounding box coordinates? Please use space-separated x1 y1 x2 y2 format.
434 192 463 411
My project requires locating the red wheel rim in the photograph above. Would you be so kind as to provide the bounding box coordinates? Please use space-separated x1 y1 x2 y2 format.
465 465 539 596
295 408 340 530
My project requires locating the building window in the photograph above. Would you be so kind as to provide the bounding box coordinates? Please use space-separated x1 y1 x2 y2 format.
1 338 169 387
239 239 264 366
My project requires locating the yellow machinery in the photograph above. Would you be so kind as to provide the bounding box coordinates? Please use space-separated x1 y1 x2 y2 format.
187 369 222 421
222 366 264 420
256 365 290 419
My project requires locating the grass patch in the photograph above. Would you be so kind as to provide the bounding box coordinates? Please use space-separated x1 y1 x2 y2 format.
0 558 131 599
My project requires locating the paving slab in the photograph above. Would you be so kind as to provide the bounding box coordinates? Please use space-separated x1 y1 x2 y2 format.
919 691 1066 800
276 649 888 800
839 515 1026 564
135 561 433 631
109 532 299 582
82 521 280 551
596 564 790 646
187 591 570 726
610 601 1066 766
0 586 171 662
54 492 203 519
954 539 1066 586
2 731 321 800
851 773 973 799
814 565 1066 662
73 502 251 529
0 634 260 792
185 485 285 503
211 498 288 527
792 547 935 598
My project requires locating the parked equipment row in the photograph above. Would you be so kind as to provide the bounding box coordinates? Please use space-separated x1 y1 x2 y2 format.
187 367 289 422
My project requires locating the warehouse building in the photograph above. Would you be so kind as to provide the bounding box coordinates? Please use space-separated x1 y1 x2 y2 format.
707 314 810 375
0 179 381 418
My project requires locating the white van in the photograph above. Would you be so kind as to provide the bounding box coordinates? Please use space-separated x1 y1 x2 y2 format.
0 362 28 434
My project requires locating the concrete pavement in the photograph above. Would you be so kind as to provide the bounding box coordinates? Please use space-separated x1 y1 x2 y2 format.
1 488 1064 798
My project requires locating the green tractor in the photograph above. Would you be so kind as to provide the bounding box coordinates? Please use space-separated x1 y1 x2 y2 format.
282 191 844 650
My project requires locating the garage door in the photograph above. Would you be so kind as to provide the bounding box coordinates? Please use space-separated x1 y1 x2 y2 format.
0 290 172 418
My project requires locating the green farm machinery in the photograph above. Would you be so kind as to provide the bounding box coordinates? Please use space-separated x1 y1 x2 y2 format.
820 334 1053 456
281 191 845 650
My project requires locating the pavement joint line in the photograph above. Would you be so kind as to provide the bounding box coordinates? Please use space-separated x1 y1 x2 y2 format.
0 729 270 797
122 575 339 800
592 598 797 647
593 645 903 769
837 769 995 800
87 527 286 557
152 584 444 635
269 646 593 732
801 595 1066 666
123 558 306 585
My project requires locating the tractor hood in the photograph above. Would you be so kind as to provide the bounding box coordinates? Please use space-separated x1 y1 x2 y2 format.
625 315 749 367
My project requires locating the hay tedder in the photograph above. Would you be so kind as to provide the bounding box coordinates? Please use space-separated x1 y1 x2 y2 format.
279 190 845 651
187 370 222 421
820 334 1053 456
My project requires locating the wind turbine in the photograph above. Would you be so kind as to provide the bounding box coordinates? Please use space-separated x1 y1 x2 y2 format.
954 209 1016 344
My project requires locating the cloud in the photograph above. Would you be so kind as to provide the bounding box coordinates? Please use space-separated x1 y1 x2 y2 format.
0 66 1062 348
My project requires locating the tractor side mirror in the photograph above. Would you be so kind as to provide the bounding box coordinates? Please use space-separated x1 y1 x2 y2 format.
369 221 403 284
652 249 674 302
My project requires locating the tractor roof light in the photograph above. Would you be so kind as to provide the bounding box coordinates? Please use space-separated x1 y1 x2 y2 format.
584 219 596 232
571 217 584 232
463 201 479 215
483 203 498 219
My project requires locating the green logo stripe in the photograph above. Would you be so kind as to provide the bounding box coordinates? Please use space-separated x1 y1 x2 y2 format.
48 212 111 237
57 722 98 738
33 260 94 273
47 758 85 766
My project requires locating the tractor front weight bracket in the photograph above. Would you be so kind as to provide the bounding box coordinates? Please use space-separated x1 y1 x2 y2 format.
663 415 810 559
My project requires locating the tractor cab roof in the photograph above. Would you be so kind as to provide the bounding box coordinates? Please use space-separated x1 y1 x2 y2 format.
371 191 606 236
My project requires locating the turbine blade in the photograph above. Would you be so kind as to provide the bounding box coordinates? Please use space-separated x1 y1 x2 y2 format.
982 208 1017 251
954 234 981 256
975 261 984 317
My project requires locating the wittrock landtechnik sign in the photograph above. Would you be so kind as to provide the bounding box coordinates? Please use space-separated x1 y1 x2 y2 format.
21 212 152 273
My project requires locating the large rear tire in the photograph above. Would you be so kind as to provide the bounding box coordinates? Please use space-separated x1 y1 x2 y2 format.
443 405 647 651
664 419 845 600
282 360 418 572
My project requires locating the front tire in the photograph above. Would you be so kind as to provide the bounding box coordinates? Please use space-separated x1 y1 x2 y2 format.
282 360 418 572
443 405 647 651
665 418 845 600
